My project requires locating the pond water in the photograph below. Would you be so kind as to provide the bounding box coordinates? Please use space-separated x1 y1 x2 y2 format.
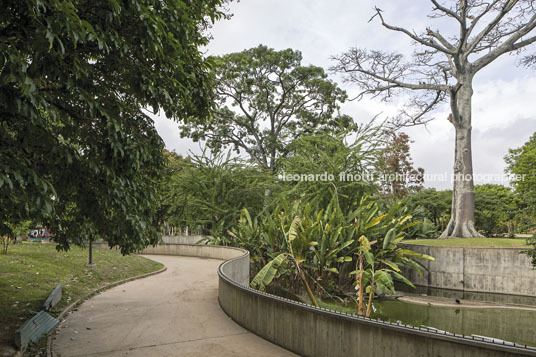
324 287 536 347
369 299 536 347
395 283 536 307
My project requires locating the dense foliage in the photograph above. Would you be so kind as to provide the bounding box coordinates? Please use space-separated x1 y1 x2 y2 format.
164 121 433 314
1 0 227 253
243 192 433 315
474 185 519 237
506 133 536 265
506 133 536 217
180 45 352 173
279 122 383 210
404 189 452 237
161 151 272 240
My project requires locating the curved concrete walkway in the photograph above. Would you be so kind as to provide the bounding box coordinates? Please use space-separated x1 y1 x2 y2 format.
53 255 295 356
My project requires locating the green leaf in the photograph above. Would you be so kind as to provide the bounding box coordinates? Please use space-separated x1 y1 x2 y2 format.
250 253 290 291
326 267 339 274
391 271 416 289
363 251 374 267
383 228 397 249
364 214 387 230
379 259 400 272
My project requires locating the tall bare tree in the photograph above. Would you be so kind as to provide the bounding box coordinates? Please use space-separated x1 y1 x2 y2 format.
332 0 536 238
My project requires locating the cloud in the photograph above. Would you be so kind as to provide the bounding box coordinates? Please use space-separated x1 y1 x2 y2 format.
152 112 205 156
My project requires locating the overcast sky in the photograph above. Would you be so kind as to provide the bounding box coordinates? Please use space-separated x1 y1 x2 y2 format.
153 0 536 189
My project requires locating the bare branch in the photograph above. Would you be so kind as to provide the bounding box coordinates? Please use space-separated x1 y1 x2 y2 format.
473 12 536 71
373 7 456 54
431 0 463 23
427 28 457 51
332 49 450 93
465 0 519 57
390 90 446 129
464 1 501 39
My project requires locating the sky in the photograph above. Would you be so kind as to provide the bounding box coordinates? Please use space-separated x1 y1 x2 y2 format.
153 0 536 189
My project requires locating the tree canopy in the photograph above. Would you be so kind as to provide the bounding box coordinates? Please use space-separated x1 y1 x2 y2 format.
161 151 271 240
181 45 351 173
506 133 536 216
474 184 519 237
1 0 227 253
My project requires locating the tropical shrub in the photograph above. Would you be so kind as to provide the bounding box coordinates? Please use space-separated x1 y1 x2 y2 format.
279 122 383 211
161 150 273 239
243 192 434 312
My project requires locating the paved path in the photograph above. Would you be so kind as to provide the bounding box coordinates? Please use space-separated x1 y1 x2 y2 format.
53 255 294 356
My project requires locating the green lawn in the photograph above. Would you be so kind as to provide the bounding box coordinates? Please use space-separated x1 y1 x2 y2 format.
0 242 163 350
406 237 530 248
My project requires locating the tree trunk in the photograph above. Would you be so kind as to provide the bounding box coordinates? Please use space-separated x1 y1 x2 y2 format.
357 254 364 315
298 268 319 307
365 283 375 317
440 80 483 238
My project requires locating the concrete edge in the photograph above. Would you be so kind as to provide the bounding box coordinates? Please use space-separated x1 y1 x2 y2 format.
402 244 536 297
46 265 167 357
411 283 536 298
397 296 536 311
404 243 529 250
216 248 536 356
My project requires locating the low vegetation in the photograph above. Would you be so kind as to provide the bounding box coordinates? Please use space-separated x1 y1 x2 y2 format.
0 243 163 350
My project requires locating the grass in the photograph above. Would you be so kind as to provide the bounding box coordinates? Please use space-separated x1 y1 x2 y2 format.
0 242 163 351
406 237 530 248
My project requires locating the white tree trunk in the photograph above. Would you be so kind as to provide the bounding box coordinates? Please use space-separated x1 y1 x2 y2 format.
440 80 483 238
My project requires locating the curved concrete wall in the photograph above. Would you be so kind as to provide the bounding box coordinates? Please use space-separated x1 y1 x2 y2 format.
142 243 249 287
98 242 536 356
402 244 536 297
217 250 536 357
161 235 209 245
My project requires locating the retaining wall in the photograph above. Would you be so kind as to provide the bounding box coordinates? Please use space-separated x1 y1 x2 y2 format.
116 242 535 356
161 235 208 245
142 243 249 287
402 244 536 296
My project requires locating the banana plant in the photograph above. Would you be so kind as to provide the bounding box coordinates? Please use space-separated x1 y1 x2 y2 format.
351 235 419 317
305 197 353 286
346 197 387 315
227 208 267 266
348 198 435 316
250 209 320 307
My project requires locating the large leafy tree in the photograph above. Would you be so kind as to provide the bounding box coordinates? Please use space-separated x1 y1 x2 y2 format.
474 184 519 237
1 0 227 253
181 45 351 173
505 135 536 265
333 1 536 238
506 133 536 216
406 188 452 234
162 151 271 239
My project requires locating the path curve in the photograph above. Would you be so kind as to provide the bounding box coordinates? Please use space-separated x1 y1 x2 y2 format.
52 255 294 356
